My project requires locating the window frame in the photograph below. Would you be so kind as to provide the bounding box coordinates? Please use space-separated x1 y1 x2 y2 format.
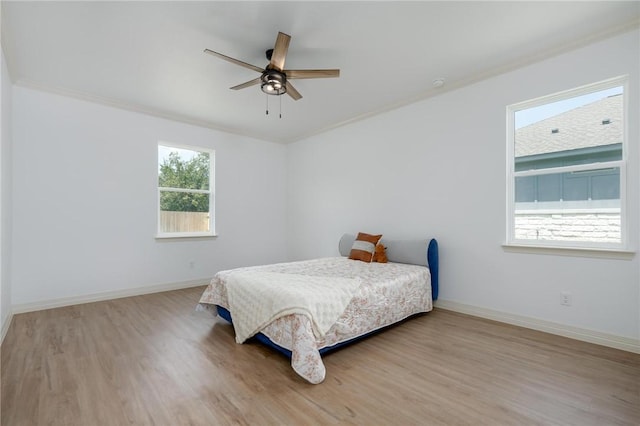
156 142 216 239
505 76 629 252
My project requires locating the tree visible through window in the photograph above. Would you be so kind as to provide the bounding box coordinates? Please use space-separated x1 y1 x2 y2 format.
157 144 215 236
507 77 626 249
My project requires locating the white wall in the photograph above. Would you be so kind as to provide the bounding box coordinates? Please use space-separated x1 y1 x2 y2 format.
11 87 287 306
1 46 13 337
287 30 639 341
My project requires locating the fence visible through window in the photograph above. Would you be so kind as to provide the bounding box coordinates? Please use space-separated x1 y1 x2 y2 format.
157 143 215 237
159 211 210 233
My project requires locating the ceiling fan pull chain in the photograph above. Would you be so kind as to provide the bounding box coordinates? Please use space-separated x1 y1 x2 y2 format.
279 91 282 119
266 93 269 115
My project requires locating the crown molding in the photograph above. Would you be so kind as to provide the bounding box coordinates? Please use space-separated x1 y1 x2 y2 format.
14 78 280 144
9 18 640 145
284 19 640 144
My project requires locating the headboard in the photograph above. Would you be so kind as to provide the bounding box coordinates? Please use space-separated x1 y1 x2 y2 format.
338 233 439 300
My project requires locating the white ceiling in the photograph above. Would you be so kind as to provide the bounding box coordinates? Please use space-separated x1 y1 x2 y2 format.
2 1 638 144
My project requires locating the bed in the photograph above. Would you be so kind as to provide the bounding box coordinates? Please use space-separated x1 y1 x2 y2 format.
197 233 439 384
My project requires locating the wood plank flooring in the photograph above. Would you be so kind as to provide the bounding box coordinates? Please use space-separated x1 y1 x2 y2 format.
1 286 638 425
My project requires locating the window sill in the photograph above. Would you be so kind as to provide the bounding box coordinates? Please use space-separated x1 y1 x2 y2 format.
155 233 218 241
502 243 635 260
502 243 636 260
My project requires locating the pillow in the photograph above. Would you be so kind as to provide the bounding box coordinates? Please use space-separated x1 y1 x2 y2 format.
372 244 388 263
349 232 382 262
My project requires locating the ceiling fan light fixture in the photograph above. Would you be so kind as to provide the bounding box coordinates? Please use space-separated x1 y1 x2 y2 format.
205 31 338 102
261 69 287 95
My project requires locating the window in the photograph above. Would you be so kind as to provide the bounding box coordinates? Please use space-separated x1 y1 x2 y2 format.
506 77 627 250
157 143 215 238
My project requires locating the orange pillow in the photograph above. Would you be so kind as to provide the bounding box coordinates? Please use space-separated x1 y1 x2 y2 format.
372 244 388 263
349 232 382 262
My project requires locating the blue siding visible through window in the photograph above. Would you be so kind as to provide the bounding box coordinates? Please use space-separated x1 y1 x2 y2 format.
508 78 626 248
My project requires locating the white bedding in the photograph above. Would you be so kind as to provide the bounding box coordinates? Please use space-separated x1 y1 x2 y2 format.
226 271 361 343
198 257 432 384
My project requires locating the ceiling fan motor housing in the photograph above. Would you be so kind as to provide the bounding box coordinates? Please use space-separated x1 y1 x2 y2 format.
261 69 287 95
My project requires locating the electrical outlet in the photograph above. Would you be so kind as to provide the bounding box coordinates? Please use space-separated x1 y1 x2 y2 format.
560 291 572 306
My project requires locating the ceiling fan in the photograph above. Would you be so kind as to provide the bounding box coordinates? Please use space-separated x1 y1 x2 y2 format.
204 31 340 101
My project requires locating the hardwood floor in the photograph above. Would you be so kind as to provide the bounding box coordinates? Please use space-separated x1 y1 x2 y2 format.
2 286 638 425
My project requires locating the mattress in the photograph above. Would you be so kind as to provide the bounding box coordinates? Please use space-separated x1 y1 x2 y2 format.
197 256 432 384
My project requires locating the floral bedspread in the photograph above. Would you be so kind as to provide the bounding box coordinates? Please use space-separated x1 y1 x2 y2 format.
197 257 432 384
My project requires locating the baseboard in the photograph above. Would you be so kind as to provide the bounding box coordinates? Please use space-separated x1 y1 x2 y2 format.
434 299 640 354
1 311 13 346
11 278 210 315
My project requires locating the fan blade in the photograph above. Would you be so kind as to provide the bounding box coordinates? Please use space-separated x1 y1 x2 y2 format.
269 32 291 71
204 49 264 73
230 77 261 90
285 69 340 79
285 81 302 100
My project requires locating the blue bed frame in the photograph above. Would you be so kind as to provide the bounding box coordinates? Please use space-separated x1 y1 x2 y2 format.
216 237 439 358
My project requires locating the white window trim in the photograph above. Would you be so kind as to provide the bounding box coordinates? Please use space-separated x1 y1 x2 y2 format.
505 76 631 255
156 142 216 239
501 243 635 260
